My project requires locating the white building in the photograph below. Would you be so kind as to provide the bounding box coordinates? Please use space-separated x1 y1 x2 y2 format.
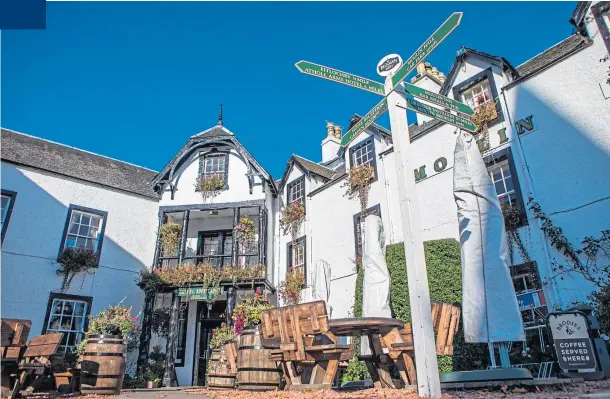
1 0 609 387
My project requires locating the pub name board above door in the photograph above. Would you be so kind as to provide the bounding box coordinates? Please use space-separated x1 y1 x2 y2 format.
548 311 597 371
176 286 217 300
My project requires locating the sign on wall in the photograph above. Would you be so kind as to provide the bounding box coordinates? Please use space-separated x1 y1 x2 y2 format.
548 311 597 370
177 286 217 300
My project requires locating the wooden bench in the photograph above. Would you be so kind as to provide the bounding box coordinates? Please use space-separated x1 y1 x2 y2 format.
10 333 63 399
1 319 32 395
383 302 461 385
261 301 352 390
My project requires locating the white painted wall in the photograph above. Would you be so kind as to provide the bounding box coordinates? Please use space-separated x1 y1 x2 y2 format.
1 162 158 349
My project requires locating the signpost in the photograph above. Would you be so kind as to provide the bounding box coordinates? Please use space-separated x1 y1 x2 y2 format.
402 82 474 116
400 97 477 132
294 12 472 398
390 12 463 89
340 98 388 147
295 60 385 95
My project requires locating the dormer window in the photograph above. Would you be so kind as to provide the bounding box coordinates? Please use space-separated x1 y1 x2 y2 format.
461 80 492 109
287 176 305 205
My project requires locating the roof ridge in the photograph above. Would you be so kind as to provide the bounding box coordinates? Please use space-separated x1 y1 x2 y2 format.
192 125 233 137
516 34 582 69
1 127 159 172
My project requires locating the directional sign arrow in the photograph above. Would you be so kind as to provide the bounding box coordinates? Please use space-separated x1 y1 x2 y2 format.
295 60 385 96
340 98 388 147
391 12 463 89
401 82 474 116
399 97 477 132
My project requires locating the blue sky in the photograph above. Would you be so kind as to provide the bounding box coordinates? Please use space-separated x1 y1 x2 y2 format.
2 1 577 178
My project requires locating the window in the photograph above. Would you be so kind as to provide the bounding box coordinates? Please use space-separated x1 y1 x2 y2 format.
287 176 305 205
349 137 378 182
199 152 229 187
484 148 527 229
43 293 92 355
353 204 381 255
287 236 307 284
1 190 17 243
461 80 492 109
197 231 233 267
175 301 189 367
510 262 547 329
59 205 107 261
488 161 516 206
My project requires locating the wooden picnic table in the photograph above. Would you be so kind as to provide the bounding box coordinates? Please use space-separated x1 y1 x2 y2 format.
329 317 415 388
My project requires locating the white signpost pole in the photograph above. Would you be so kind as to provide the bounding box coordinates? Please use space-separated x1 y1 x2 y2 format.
385 78 442 398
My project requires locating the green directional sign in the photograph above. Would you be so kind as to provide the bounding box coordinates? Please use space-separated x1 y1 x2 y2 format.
391 12 463 89
405 97 476 132
402 82 474 116
341 98 388 147
295 60 385 96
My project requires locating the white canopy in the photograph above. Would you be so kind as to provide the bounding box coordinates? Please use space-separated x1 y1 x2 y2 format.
453 132 525 343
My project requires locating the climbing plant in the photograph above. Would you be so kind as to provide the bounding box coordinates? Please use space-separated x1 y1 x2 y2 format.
501 202 531 265
529 197 610 288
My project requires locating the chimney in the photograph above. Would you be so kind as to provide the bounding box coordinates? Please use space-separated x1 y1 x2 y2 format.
322 122 340 163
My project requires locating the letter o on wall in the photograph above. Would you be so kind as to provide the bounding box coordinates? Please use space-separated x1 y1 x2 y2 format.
434 157 448 172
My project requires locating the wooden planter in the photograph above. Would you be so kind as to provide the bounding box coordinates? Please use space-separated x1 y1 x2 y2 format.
237 325 280 391
79 334 126 395
207 342 237 390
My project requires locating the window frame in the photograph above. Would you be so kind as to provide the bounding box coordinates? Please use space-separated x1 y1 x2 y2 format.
452 68 504 126
286 236 307 286
483 147 528 230
353 204 382 255
175 301 189 367
198 150 230 189
42 292 93 355
592 2 610 54
286 175 306 207
349 137 378 182
57 204 108 265
1 189 17 244
196 230 234 267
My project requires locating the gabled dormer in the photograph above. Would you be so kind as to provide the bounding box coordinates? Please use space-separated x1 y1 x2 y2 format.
150 121 277 206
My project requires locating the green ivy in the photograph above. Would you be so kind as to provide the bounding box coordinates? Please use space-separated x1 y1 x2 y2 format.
352 265 364 356
387 239 489 372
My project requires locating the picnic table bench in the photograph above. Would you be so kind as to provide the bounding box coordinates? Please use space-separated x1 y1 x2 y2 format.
1 319 32 395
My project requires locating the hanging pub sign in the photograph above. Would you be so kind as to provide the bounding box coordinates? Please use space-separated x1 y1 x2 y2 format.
177 286 217 300
547 311 597 371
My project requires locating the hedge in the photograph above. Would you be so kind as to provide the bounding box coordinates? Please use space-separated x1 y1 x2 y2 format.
386 239 489 372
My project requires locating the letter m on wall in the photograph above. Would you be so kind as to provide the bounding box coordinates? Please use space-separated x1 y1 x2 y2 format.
414 165 427 181
515 115 535 135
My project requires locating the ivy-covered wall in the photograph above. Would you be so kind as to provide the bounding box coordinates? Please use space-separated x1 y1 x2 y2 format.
386 239 489 372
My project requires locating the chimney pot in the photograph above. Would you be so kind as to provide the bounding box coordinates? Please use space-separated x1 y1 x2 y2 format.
416 62 426 75
333 125 342 139
326 122 336 138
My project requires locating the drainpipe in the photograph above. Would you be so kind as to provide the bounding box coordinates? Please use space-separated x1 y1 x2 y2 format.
500 88 564 310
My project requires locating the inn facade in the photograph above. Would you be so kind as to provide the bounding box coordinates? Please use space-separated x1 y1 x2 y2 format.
1 0 609 387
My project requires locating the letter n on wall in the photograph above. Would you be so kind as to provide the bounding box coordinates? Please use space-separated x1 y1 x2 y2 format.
515 115 535 135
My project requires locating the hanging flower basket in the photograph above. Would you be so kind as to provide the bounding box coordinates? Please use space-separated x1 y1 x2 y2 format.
57 247 98 291
471 101 498 134
278 269 305 306
234 217 256 253
159 222 182 256
279 201 305 239
195 175 225 202
345 164 374 212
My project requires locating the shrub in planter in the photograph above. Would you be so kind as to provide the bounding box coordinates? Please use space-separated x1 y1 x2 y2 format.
57 247 98 290
143 345 165 388
210 324 236 350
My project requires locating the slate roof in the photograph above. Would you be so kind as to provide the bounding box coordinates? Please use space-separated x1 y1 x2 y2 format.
293 155 335 180
309 163 347 197
191 125 233 138
1 128 159 199
514 34 588 80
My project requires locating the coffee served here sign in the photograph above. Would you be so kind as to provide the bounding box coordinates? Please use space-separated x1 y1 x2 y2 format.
547 311 597 370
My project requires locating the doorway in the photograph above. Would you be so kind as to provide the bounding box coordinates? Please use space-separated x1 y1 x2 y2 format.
192 301 226 386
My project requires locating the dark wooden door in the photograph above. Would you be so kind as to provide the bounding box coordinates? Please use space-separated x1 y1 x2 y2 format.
192 301 225 386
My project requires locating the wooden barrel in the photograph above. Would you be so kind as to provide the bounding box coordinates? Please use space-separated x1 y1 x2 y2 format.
237 325 280 391
80 334 126 395
207 344 237 389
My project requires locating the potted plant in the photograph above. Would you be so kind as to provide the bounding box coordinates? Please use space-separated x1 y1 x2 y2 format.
79 302 139 395
207 324 238 389
144 346 165 389
232 288 273 336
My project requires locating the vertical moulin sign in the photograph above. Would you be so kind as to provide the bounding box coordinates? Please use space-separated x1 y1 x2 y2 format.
294 12 469 398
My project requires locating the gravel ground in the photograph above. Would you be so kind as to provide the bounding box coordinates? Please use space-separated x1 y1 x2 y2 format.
180 380 610 399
